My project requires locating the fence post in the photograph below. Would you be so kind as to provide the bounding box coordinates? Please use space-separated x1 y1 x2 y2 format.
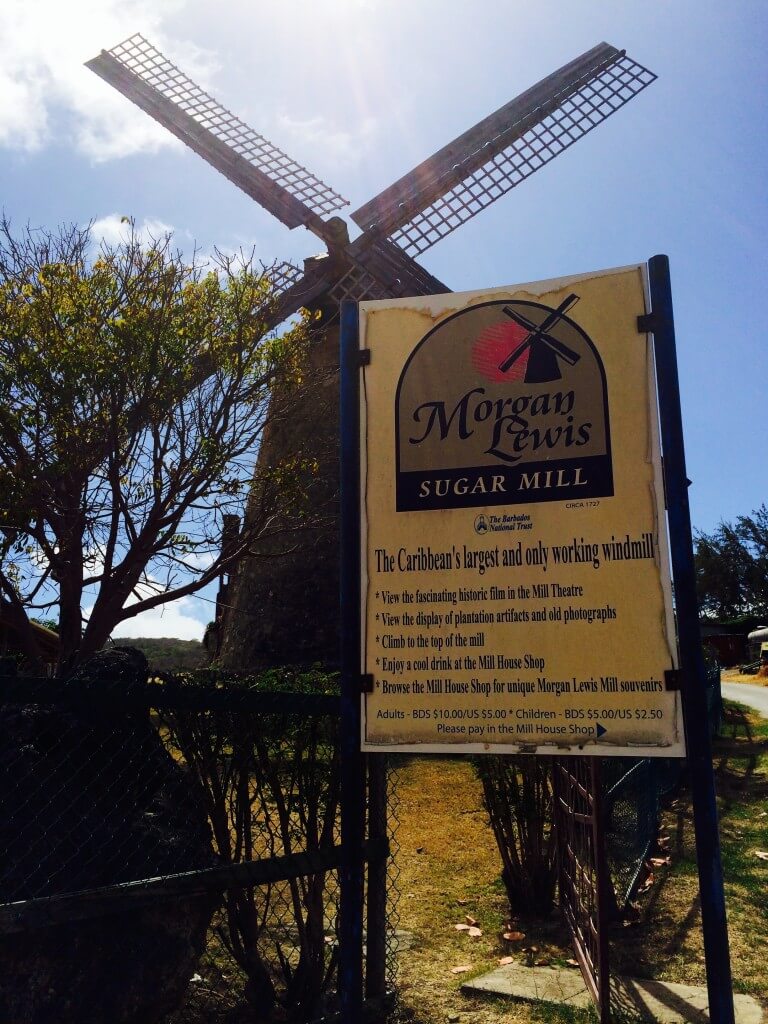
366 754 388 1007
339 299 366 1022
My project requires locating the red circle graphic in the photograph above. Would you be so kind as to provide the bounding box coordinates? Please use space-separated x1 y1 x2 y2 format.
471 321 531 383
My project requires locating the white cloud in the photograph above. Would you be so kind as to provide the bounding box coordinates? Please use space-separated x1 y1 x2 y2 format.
0 0 216 161
276 112 378 165
90 213 177 246
81 552 210 641
110 594 206 641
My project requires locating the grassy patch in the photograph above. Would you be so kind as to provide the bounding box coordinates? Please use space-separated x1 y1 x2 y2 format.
393 706 768 1022
603 703 768 1001
393 756 590 1023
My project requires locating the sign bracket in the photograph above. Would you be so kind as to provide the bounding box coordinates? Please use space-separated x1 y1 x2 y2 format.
664 668 682 691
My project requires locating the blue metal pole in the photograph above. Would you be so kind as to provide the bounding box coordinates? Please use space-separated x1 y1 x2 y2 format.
338 299 366 1022
646 255 734 1024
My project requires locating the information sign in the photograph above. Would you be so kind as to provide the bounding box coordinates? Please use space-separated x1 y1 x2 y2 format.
358 265 685 755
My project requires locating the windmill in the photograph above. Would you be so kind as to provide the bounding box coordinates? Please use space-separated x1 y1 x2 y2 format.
86 35 655 667
500 295 581 383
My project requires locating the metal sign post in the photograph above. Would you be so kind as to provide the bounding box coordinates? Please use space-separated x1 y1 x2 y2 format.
642 254 735 1024
339 300 366 1023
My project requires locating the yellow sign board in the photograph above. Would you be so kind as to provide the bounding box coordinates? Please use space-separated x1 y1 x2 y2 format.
359 265 685 756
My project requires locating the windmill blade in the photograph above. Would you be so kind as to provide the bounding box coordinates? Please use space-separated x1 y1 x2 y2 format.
539 334 580 365
261 260 336 330
86 35 348 238
352 43 656 257
498 337 532 372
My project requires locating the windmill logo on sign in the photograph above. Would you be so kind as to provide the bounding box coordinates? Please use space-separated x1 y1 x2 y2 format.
394 297 612 512
500 295 581 383
86 37 656 326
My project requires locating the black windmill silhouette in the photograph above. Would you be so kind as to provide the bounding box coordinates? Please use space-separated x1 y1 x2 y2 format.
499 294 581 383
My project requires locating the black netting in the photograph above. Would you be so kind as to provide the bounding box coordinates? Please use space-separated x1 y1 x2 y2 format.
0 654 399 1023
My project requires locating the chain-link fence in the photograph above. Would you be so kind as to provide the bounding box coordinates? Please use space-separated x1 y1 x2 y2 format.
0 651 397 1023
601 659 722 912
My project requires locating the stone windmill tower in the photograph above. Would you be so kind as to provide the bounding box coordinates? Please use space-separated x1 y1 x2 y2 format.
87 36 655 668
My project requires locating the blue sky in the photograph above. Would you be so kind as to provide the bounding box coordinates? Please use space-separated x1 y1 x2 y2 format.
2 0 766 639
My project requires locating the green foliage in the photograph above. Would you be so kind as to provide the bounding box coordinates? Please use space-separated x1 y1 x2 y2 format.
0 217 316 671
117 637 206 672
695 505 768 621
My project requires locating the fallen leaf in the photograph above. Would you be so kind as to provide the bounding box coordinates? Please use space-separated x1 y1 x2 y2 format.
565 958 579 969
758 811 767 819
456 898 469 905
502 931 525 942
450 965 472 975
755 851 768 861
465 915 478 926
416 846 424 854
467 926 482 938
454 923 471 931
498 956 515 965
637 873 655 893
650 856 671 867
534 957 550 967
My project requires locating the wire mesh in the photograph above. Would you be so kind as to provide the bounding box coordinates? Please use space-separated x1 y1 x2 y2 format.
105 34 348 219
390 53 656 257
600 661 721 911
553 757 610 1016
0 657 409 1021
0 660 358 1023
382 756 404 999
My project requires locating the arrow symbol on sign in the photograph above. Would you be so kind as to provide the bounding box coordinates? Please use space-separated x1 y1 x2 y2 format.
596 724 608 738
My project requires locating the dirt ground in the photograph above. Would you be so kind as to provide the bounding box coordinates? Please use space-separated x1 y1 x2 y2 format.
391 712 768 1023
392 757 590 1024
722 667 768 685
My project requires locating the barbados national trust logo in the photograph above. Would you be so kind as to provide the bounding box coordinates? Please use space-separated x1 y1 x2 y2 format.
395 296 613 512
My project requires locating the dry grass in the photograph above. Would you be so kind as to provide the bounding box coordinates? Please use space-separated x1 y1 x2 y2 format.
392 757 589 1024
722 667 768 686
391 713 768 1023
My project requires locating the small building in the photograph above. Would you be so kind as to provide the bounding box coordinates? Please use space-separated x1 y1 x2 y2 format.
747 625 768 665
700 621 747 667
0 605 59 675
